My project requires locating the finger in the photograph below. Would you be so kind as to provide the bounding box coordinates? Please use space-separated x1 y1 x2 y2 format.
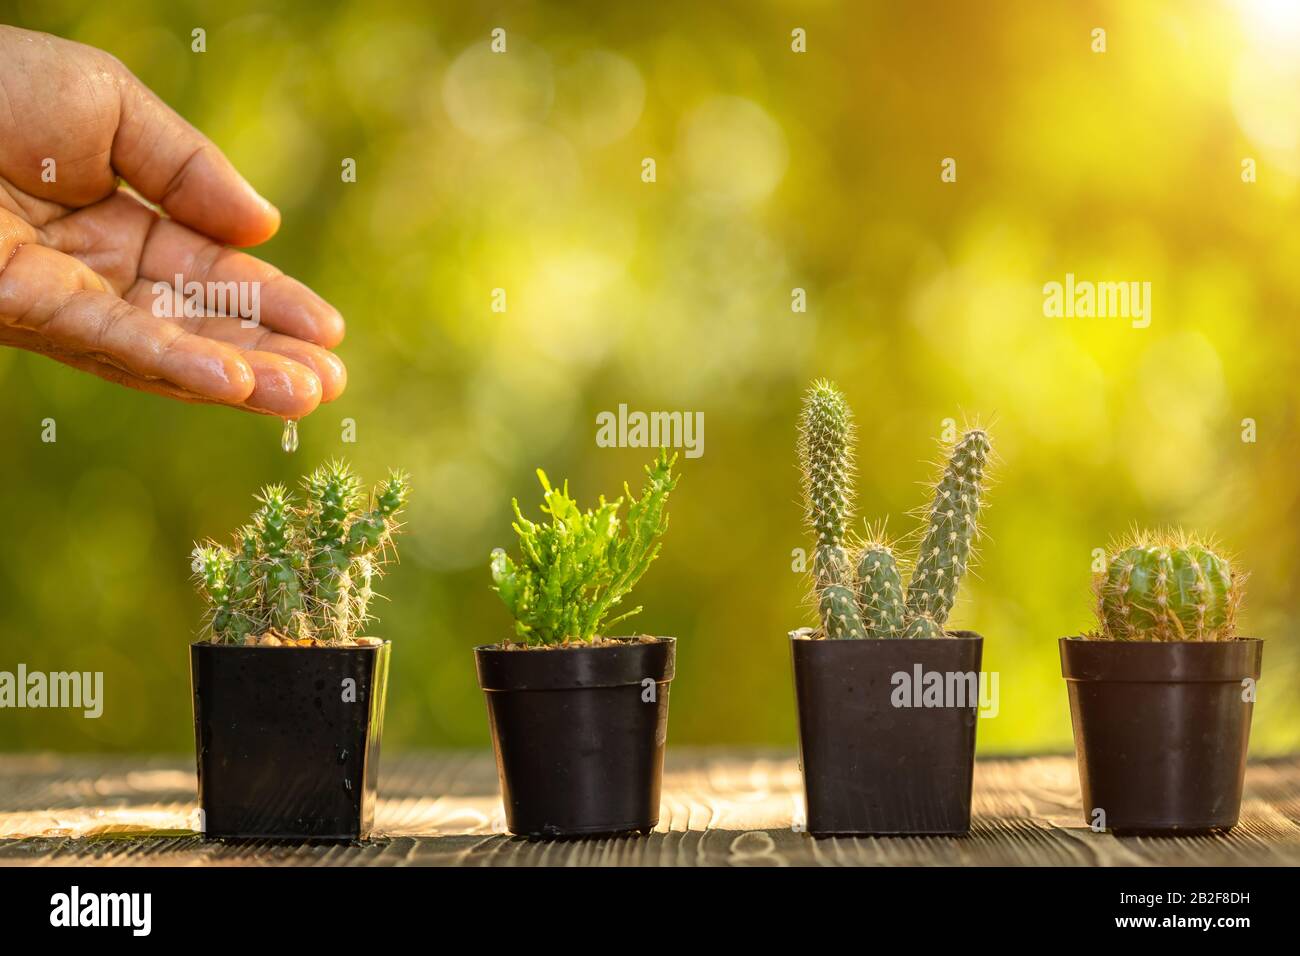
111 64 280 247
124 278 347 402
240 350 322 418
0 323 226 406
187 319 346 404
137 217 345 347
0 324 319 418
0 242 255 403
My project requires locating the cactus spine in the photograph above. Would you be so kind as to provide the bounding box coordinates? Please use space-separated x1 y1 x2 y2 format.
796 380 991 639
1096 532 1241 642
905 429 990 627
799 380 869 640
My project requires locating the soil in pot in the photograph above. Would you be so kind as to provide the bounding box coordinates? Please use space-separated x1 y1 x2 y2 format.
474 636 674 838
791 629 984 836
190 640 390 841
1060 636 1262 835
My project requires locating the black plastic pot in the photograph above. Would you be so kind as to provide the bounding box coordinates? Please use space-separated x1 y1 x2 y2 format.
1060 636 1262 835
790 628 983 835
474 637 675 838
190 641 390 841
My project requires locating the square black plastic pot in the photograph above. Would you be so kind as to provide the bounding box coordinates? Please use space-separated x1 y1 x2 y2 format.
474 637 675 838
190 641 390 841
790 628 983 836
1060 636 1262 835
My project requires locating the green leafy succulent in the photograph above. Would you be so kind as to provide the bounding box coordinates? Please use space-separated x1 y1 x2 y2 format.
490 449 679 645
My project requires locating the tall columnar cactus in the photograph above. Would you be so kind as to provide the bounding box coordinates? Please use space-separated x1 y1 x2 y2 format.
795 379 992 639
191 462 411 646
799 381 868 639
1095 532 1242 642
904 429 990 627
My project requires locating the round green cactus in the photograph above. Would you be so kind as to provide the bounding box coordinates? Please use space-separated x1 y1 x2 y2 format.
1097 533 1241 641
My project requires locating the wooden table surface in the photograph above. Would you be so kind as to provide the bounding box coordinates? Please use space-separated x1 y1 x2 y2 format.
1 752 1297 866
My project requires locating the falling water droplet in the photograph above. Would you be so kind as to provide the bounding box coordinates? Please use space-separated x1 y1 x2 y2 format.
281 418 299 453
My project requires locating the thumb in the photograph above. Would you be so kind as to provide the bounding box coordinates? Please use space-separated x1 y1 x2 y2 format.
111 66 281 247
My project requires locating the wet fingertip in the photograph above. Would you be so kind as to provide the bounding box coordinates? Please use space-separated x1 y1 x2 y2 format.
313 307 346 349
244 362 322 417
228 354 257 401
227 151 280 244
227 207 280 248
319 352 347 403
254 195 281 240
195 350 255 403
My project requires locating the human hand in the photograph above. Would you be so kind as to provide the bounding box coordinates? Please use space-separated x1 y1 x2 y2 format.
0 25 345 417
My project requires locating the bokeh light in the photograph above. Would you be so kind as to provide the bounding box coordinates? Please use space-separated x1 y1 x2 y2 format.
0 0 1296 756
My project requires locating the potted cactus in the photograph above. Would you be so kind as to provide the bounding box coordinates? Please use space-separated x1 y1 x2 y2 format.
477 450 679 838
189 461 410 841
790 380 991 835
1060 532 1262 834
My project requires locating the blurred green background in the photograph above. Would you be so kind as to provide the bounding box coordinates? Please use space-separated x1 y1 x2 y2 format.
1 0 1297 754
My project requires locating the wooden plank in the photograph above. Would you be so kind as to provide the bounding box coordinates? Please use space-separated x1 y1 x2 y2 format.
0 753 1296 866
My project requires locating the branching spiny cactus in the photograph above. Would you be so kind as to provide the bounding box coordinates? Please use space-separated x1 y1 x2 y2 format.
794 379 992 640
1095 530 1242 642
191 462 411 646
904 428 990 628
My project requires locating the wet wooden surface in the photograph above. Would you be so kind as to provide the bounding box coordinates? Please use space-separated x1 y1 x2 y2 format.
0 752 1297 866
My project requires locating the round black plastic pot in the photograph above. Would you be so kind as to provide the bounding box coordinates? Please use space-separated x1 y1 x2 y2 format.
1060 637 1262 835
474 637 675 838
790 629 983 836
190 641 390 841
